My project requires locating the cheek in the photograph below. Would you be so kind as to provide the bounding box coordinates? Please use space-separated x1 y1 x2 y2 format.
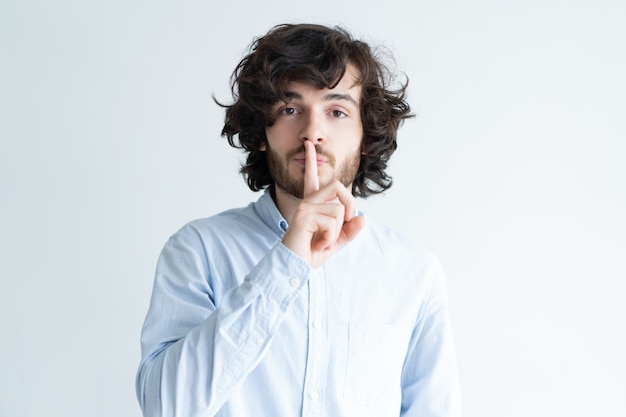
336 126 363 151
336 120 363 138
265 123 294 148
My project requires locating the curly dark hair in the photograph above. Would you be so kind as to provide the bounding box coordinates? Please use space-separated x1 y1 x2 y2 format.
218 23 414 197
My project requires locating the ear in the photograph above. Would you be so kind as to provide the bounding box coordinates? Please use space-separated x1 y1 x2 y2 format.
259 142 267 151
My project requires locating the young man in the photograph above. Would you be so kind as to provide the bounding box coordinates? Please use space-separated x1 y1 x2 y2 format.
136 23 461 417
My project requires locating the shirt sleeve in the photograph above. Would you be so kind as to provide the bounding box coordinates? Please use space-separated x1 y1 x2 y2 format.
135 228 311 417
400 255 462 417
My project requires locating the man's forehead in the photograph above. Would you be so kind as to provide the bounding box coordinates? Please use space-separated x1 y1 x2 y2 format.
278 66 362 103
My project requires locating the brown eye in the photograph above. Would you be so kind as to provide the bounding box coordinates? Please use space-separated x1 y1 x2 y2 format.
279 107 299 115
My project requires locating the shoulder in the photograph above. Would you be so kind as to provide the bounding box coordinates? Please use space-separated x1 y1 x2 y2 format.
357 215 447 284
362 215 439 259
160 203 256 249
178 203 256 234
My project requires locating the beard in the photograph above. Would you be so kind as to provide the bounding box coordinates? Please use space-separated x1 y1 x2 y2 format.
266 143 360 199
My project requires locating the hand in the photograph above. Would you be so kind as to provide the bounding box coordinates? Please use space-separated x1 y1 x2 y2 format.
282 140 366 268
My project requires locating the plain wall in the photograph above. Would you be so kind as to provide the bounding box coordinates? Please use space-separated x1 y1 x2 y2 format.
1 1 625 416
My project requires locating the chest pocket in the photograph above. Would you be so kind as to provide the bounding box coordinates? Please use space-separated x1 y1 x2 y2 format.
343 322 413 409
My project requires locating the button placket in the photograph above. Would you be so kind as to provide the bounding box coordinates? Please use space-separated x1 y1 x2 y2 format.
301 267 328 415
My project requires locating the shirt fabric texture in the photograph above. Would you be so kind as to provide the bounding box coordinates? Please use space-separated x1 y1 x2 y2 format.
136 190 461 417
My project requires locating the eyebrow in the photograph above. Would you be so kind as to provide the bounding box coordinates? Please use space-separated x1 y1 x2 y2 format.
282 91 359 106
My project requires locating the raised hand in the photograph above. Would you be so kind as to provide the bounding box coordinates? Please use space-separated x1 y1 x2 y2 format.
282 140 365 268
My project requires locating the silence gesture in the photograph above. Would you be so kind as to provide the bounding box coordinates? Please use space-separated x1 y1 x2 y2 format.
282 140 366 268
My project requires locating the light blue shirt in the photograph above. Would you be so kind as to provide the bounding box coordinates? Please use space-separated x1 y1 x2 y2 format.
136 190 461 417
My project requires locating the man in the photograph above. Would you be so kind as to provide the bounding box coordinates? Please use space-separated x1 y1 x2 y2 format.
136 23 461 417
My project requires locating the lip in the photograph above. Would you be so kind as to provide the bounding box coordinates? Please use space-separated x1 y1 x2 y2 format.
293 153 328 166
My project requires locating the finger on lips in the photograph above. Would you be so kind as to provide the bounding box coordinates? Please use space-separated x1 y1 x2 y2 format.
302 141 356 221
303 140 319 197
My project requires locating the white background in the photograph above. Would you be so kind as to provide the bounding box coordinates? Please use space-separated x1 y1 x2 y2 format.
1 1 625 416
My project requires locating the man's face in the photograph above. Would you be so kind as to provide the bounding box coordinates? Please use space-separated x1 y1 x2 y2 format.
263 65 364 199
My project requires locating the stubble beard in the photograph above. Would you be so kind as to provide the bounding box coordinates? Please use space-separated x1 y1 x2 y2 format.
266 144 361 199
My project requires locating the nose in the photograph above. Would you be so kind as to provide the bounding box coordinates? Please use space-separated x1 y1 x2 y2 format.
299 111 326 144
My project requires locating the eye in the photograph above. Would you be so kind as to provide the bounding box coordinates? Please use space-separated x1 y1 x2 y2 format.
279 107 300 116
330 109 347 118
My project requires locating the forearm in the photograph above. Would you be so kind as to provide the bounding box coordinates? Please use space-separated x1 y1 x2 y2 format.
136 240 310 417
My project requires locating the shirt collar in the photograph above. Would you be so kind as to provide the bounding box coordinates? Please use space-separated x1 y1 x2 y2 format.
254 189 289 237
253 187 363 237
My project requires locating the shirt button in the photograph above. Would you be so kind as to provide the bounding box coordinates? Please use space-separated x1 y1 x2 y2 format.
309 390 320 400
255 338 264 346
312 321 322 330
290 278 301 287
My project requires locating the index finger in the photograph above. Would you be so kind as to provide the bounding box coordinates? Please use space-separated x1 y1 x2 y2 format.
303 140 319 197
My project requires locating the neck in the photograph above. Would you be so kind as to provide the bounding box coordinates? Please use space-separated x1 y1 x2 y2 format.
271 185 301 225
